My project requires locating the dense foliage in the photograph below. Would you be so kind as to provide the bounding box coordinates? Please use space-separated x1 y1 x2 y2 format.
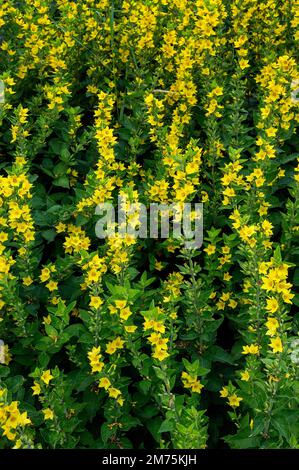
0 0 299 449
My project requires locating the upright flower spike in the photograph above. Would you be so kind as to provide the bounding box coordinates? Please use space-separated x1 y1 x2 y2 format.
0 0 298 450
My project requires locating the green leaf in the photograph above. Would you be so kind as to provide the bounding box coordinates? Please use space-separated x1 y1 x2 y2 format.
49 139 64 154
101 423 115 444
273 245 282 264
138 380 151 395
293 269 299 286
159 419 175 433
45 324 58 338
206 346 235 365
147 417 163 442
38 352 50 368
35 337 53 351
53 176 69 188
41 229 56 242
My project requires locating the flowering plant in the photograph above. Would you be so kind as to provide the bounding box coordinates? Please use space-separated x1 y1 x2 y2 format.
0 0 299 449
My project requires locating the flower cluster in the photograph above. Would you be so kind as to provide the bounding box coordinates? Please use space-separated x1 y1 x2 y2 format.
0 0 298 450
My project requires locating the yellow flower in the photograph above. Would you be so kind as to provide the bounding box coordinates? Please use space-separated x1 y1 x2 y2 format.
18 411 31 426
40 267 51 282
124 325 137 333
98 377 111 390
265 297 279 314
31 382 41 396
46 280 58 292
265 317 279 336
242 344 259 355
108 304 118 315
42 315 51 325
152 321 165 333
13 439 22 449
155 261 163 271
22 276 33 286
261 220 273 237
88 346 104 373
2 424 16 441
56 222 66 233
152 348 169 361
228 394 243 407
89 296 103 309
204 244 216 255
261 276 275 292
108 387 121 399
114 337 125 349
270 336 283 353
91 361 104 373
115 300 127 309
282 290 294 304
265 127 277 137
191 381 204 393
88 346 101 361
106 342 117 355
42 408 54 420
239 225 256 242
228 299 237 309
220 386 229 398
182 371 195 388
119 307 132 321
154 336 169 350
40 370 53 385
239 59 249 70
240 370 250 382
216 301 225 311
